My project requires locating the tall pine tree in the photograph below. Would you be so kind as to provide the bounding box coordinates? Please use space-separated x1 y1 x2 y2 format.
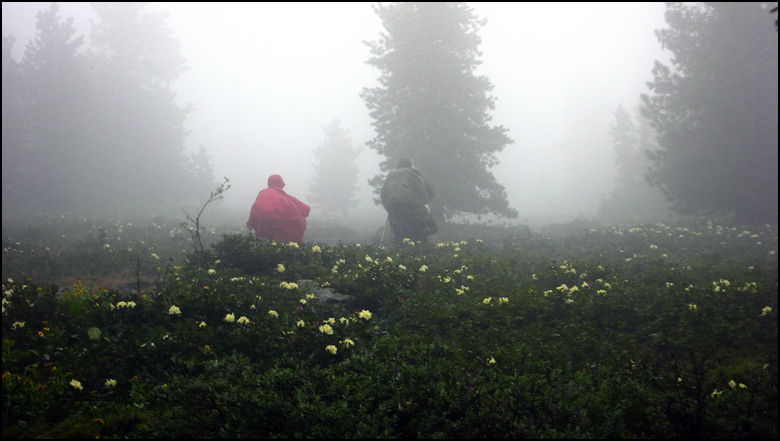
308 119 361 216
361 2 516 224
18 3 90 213
89 2 194 214
641 2 778 223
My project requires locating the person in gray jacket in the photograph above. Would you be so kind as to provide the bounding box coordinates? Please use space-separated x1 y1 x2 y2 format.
380 158 438 242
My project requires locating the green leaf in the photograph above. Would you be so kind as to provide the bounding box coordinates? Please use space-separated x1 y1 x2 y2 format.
87 327 102 341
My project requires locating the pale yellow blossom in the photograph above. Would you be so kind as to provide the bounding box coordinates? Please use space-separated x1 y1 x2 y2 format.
268 310 278 318
168 305 181 315
358 310 372 320
70 379 83 390
224 313 235 323
326 345 337 355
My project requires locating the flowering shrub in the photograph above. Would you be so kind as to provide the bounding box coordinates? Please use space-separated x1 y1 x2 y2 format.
1 218 777 438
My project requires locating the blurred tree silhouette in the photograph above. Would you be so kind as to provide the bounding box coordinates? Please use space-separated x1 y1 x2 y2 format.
9 3 90 214
308 119 361 216
361 2 516 224
2 3 211 218
641 2 778 223
89 2 194 215
598 104 669 223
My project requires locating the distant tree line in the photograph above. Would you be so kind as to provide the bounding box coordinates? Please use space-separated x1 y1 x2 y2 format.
2 3 216 218
641 2 778 223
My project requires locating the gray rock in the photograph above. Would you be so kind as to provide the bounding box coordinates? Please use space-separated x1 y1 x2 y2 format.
297 279 357 308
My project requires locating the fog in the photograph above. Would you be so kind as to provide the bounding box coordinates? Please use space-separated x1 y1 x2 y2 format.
2 2 671 226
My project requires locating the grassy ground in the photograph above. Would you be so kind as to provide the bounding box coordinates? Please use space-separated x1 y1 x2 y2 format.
2 214 777 438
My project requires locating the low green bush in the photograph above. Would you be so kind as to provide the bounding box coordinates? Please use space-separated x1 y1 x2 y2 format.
2 218 777 438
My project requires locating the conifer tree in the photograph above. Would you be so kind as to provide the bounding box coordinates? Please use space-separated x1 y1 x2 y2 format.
308 119 361 216
641 2 778 222
361 2 516 223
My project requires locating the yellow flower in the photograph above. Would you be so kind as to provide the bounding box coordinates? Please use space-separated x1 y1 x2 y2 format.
688 304 697 311
483 297 492 304
306 293 315 299
565 298 574 304
207 269 216 275
498 297 509 304
556 284 568 292
237 316 250 325
268 310 279 318
398 264 406 270
12 321 24 329
319 324 333 335
70 379 83 390
296 320 305 327
419 265 428 272
760 306 771 316
204 345 211 353
300 299 307 305
739 383 747 389
199 321 207 328
277 264 285 273
312 245 322 253
168 305 181 315
224 313 235 323
711 389 722 398
728 380 736 388
342 338 355 347
358 310 372 320
488 357 496 365
339 317 349 324
326 345 337 355
286 283 298 290
597 289 607 295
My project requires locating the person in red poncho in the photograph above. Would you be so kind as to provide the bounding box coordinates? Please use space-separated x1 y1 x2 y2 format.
246 174 311 243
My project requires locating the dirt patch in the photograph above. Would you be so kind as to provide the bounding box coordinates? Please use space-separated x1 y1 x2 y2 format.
46 273 157 294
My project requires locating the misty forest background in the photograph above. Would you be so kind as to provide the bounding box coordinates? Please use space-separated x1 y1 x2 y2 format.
1 3 778 438
2 2 777 227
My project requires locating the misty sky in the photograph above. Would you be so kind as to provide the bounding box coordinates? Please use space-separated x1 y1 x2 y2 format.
2 2 670 224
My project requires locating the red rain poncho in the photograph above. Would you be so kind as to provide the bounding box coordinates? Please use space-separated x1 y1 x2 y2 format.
246 175 311 243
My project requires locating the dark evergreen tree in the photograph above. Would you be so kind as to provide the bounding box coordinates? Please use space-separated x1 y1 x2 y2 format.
308 119 361 216
361 2 516 224
641 2 778 223
88 2 193 214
